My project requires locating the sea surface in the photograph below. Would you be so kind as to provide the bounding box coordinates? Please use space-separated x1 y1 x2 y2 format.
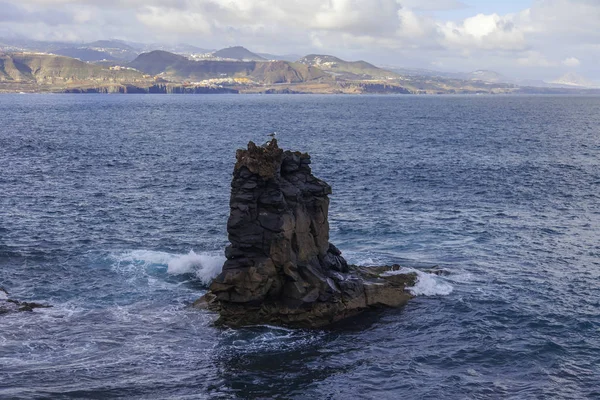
1 94 599 399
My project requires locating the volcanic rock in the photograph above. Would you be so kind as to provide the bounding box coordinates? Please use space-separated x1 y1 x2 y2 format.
0 287 51 315
196 140 416 328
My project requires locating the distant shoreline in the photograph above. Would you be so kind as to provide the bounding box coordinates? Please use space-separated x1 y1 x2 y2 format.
3 89 600 95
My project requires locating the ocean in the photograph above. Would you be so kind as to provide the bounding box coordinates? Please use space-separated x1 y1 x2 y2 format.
1 94 599 399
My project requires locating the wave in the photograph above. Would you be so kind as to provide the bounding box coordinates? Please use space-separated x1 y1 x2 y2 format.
383 268 453 296
110 249 225 284
108 250 452 296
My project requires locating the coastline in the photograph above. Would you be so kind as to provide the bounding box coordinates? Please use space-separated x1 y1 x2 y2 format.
3 83 600 95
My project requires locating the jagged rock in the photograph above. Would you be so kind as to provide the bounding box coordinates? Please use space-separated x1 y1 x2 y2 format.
196 140 416 328
0 287 51 315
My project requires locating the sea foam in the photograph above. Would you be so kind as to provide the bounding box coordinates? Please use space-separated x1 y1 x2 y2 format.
166 250 224 284
111 249 225 284
382 268 453 296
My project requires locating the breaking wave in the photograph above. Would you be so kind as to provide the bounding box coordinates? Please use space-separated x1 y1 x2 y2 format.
110 249 224 284
382 267 454 296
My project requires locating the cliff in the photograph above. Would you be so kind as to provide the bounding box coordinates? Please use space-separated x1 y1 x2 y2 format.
196 140 417 328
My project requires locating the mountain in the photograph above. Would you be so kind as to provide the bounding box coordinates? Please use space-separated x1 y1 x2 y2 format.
52 47 117 62
0 38 140 62
550 72 597 88
3 46 600 95
0 38 73 53
128 50 189 76
298 54 398 79
257 53 303 62
212 46 266 61
134 43 213 56
467 70 513 84
86 40 136 51
81 41 139 61
0 52 144 84
382 65 515 84
0 51 237 93
129 50 325 84
168 44 213 55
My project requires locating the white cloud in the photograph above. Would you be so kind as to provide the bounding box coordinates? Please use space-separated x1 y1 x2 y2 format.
2 0 600 79
562 57 581 67
136 6 212 35
517 51 557 67
438 10 531 51
400 0 468 12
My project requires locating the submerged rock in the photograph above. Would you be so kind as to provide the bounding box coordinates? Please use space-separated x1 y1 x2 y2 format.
0 287 52 315
196 140 417 328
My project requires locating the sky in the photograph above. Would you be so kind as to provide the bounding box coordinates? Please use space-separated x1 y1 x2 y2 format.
0 0 598 81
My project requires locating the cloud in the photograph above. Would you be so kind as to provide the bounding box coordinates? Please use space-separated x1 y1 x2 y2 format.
438 10 532 51
517 51 557 67
0 1 73 25
1 0 600 80
136 6 212 35
562 57 581 67
312 0 401 36
400 0 468 12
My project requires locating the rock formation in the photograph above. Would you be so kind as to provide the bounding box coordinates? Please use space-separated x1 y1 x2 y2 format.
196 139 417 328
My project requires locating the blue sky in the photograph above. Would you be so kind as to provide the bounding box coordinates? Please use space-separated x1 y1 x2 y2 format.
453 0 532 17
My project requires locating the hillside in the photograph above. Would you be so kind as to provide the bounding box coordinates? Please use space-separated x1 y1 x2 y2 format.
128 51 190 75
250 61 326 84
129 51 327 84
0 52 150 90
212 46 266 61
298 54 399 79
2 46 599 95
467 70 512 84
0 54 34 81
53 47 117 62
86 40 136 51
550 72 597 88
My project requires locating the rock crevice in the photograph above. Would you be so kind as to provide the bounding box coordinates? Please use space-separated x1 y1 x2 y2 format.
197 140 416 328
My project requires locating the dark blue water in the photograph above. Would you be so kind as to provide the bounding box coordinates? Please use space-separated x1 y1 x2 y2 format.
1 94 599 399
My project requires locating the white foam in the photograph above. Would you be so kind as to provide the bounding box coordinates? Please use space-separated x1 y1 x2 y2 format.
167 250 224 284
382 268 453 296
342 251 388 267
111 249 225 284
0 291 7 300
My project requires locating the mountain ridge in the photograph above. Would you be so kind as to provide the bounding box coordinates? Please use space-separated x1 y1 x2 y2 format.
2 44 600 95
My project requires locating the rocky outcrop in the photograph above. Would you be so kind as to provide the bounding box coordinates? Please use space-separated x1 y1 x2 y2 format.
196 140 416 328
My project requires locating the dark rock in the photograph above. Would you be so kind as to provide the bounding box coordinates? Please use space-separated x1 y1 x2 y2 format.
0 288 52 315
196 140 416 328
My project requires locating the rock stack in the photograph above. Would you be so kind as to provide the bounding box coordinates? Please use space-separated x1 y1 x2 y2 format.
196 140 416 328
